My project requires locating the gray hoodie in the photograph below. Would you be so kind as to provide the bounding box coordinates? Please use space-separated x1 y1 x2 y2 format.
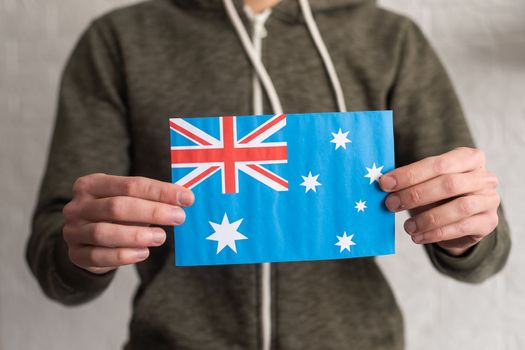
27 0 511 349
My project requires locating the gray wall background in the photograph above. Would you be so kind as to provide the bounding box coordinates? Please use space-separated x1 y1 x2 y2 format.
1 0 524 349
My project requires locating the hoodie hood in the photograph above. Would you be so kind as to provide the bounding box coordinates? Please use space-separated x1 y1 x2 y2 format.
169 0 374 13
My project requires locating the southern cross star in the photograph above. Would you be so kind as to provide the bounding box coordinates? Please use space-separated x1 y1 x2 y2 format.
300 171 321 193
355 200 367 212
206 213 247 254
330 128 351 150
335 231 356 253
364 163 384 184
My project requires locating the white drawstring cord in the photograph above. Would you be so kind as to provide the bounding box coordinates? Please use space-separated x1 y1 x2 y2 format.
224 0 347 114
223 0 283 115
298 0 347 112
243 6 272 116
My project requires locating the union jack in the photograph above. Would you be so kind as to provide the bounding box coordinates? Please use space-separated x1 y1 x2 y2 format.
170 114 288 194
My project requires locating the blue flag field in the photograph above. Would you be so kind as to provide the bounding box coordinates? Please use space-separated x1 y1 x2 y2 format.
169 111 395 266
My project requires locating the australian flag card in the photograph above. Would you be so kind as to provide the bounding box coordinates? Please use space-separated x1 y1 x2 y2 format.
169 111 395 266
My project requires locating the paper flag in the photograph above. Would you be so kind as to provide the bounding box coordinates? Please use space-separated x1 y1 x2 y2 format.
169 111 395 266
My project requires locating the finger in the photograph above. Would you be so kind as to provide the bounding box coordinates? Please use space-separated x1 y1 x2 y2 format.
80 196 186 225
404 194 501 234
73 174 194 207
380 147 486 192
69 245 150 268
411 211 499 244
64 223 166 248
385 170 495 212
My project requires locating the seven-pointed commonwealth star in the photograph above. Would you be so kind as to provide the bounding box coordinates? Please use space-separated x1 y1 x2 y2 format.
330 128 352 150
300 171 321 193
364 163 384 184
206 213 247 254
355 200 367 212
335 232 356 253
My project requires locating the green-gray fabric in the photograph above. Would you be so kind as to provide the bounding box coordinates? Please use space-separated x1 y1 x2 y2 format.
26 0 511 348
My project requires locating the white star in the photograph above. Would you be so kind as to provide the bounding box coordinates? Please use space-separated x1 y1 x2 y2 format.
300 171 321 193
330 128 351 150
364 163 384 184
335 231 356 253
206 213 247 254
355 200 367 212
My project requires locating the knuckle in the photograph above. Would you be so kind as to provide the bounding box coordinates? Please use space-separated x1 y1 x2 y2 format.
134 228 145 245
462 147 485 167
422 212 438 229
116 249 127 264
151 205 164 223
458 197 476 216
405 168 417 186
87 249 100 265
90 223 106 244
432 156 447 175
121 178 138 197
158 185 171 203
408 188 422 206
73 176 90 195
107 198 124 219
442 175 460 195
475 149 486 166
431 226 446 242
456 220 471 235
62 202 75 219
62 201 83 222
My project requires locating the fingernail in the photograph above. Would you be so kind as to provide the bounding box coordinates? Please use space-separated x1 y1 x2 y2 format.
385 195 401 212
152 230 166 244
171 207 185 224
381 175 397 191
178 190 195 206
404 219 417 234
135 249 149 259
412 234 423 244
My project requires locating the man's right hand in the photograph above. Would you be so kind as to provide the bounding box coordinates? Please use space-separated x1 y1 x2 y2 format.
62 173 194 274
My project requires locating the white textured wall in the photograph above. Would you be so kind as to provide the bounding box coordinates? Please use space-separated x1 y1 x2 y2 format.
1 0 523 349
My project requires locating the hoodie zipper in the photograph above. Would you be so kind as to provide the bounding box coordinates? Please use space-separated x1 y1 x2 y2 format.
245 7 272 350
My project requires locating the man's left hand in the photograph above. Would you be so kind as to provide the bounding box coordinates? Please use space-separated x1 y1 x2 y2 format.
379 147 500 256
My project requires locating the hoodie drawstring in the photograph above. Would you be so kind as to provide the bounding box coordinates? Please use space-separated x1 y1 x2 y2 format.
222 1 347 349
298 0 347 112
223 0 347 114
223 0 284 114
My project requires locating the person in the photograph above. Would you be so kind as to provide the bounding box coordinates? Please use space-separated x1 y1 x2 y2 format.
26 0 511 349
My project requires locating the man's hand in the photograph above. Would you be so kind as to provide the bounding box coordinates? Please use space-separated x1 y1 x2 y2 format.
379 147 500 256
62 174 194 274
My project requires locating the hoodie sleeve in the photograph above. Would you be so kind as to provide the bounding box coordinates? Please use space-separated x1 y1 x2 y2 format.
26 19 130 305
388 19 511 283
